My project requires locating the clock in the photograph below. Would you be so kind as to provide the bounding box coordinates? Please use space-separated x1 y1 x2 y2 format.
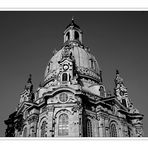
63 64 69 71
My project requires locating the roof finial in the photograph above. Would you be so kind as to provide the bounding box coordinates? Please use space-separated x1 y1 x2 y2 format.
65 17 80 29
72 16 74 24
25 74 33 91
27 74 32 83
72 16 74 21
114 69 124 85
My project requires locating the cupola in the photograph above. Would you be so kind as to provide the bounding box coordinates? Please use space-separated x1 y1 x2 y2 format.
63 18 83 44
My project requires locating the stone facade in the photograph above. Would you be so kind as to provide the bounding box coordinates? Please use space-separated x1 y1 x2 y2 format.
4 19 144 137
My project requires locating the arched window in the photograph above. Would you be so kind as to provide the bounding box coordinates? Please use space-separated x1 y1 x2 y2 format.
62 73 68 82
86 119 92 137
94 61 96 71
66 32 70 40
110 123 118 137
58 113 69 136
122 99 127 107
99 86 105 97
23 127 27 137
74 31 79 40
41 121 47 137
89 59 94 69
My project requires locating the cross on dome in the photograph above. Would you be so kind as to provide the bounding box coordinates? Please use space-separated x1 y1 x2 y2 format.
66 17 80 29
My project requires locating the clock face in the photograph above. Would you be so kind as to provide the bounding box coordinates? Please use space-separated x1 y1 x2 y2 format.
63 64 69 71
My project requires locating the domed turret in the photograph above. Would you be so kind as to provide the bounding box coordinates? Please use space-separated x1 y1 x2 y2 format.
64 18 83 45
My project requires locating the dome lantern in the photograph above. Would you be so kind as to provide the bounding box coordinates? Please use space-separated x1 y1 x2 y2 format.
64 18 83 44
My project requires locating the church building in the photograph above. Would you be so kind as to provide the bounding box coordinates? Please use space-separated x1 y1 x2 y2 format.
4 19 144 137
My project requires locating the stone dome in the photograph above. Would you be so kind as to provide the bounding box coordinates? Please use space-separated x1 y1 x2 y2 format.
44 44 100 82
44 19 101 84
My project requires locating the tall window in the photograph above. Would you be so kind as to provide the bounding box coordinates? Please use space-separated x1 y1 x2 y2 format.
122 99 127 107
58 113 69 136
94 61 96 71
99 86 105 97
87 119 92 137
89 59 94 70
110 123 117 137
74 31 79 40
128 127 131 137
23 127 27 137
66 32 70 40
62 73 68 82
41 121 47 137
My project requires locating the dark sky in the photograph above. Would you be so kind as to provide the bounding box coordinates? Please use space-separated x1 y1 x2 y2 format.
0 11 148 137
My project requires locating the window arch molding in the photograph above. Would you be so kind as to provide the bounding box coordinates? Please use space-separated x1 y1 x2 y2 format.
39 116 47 125
55 109 72 118
109 121 118 137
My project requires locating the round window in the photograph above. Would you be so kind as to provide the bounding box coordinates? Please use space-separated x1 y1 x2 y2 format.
59 93 68 103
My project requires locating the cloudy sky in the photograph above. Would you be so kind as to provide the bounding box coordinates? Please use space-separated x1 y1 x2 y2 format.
0 11 148 137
